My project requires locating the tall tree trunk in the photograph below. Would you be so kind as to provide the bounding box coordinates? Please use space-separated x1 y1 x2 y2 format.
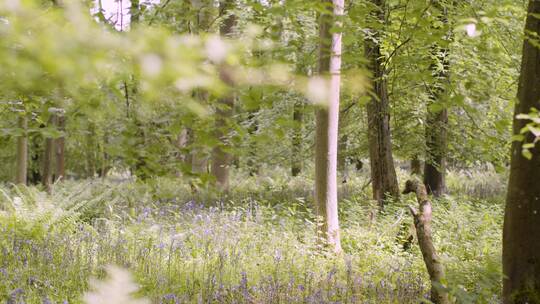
423 108 447 196
365 0 399 207
42 114 57 193
503 1 540 302
211 0 236 190
15 115 28 185
314 0 343 253
292 99 304 176
423 2 450 197
55 115 65 181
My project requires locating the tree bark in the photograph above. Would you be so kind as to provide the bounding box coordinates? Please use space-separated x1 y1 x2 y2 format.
314 0 343 253
503 1 540 302
247 108 259 176
29 131 42 185
55 115 66 182
423 108 447 196
338 133 348 183
292 99 303 176
211 96 234 189
15 115 28 185
211 0 236 191
411 155 422 175
42 114 57 193
403 180 449 304
365 0 399 208
423 2 450 198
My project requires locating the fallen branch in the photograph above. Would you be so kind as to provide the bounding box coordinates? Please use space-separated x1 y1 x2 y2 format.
403 179 450 304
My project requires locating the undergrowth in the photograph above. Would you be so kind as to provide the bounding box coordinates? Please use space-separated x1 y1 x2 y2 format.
0 168 504 303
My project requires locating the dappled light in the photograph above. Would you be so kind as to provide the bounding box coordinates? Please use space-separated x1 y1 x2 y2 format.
0 0 538 303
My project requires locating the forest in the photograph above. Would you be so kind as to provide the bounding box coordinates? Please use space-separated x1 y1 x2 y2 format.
0 0 539 303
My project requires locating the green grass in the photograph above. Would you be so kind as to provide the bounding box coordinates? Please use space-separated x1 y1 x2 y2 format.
0 168 504 303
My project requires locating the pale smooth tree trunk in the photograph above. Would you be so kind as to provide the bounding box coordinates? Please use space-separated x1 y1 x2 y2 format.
15 115 28 185
314 0 343 253
211 0 236 190
503 1 540 302
365 0 399 208
55 115 66 181
42 114 57 193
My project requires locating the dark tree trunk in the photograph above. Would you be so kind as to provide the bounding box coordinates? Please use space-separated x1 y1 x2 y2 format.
15 115 28 185
503 1 540 302
411 155 422 175
29 131 42 185
423 108 447 196
365 0 399 207
338 133 348 183
423 1 450 197
292 99 303 177
247 108 259 176
42 114 57 193
55 115 66 182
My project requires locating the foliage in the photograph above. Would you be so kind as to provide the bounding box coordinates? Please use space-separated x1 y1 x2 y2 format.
0 0 529 302
0 170 504 303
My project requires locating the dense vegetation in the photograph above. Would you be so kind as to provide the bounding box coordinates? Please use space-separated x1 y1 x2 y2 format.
0 0 539 303
1 170 505 303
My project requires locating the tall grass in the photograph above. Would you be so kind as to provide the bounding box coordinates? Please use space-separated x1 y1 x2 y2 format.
0 168 504 303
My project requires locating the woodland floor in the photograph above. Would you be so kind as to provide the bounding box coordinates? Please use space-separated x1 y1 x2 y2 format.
0 167 505 303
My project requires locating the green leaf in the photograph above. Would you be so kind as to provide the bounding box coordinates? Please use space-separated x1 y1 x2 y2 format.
522 149 533 160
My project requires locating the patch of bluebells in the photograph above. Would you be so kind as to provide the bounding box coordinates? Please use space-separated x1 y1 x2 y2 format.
0 179 439 303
